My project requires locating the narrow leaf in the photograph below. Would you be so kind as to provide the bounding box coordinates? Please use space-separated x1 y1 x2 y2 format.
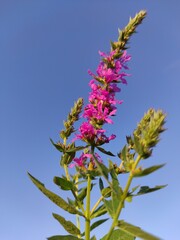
53 177 76 191
103 199 114 218
27 172 84 217
77 187 87 202
133 164 165 177
99 178 104 191
90 218 109 232
90 204 107 219
118 220 161 240
53 213 80 235
97 146 115 156
66 145 89 153
136 185 167 196
93 153 109 183
109 160 123 214
101 187 111 198
118 145 127 162
50 138 64 152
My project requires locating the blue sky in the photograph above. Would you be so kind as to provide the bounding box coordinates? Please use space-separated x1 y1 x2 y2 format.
1 1 180 240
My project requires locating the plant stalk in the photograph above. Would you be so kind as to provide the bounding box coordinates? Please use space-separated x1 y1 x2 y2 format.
105 155 141 240
85 173 91 240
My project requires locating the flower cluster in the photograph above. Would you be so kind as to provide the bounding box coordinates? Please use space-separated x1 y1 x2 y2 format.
69 152 102 169
71 50 131 168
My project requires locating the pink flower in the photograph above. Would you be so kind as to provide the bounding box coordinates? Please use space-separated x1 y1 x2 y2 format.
96 63 120 83
69 152 103 169
75 122 105 144
98 50 117 62
69 153 92 168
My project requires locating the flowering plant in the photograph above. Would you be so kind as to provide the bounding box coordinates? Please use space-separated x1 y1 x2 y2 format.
28 10 166 240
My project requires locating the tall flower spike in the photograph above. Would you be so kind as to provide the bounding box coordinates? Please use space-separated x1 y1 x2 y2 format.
74 50 131 148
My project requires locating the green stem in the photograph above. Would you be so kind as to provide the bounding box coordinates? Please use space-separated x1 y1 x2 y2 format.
64 164 70 181
85 173 91 240
75 174 81 238
90 196 103 217
105 155 141 240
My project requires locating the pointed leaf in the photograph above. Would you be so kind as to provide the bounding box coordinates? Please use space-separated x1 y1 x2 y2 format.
90 204 107 219
118 220 161 240
47 235 83 240
118 145 127 162
101 229 135 240
53 213 80 235
103 199 114 218
50 138 64 152
109 160 123 214
77 186 87 202
135 185 167 196
93 153 109 182
97 146 115 156
60 152 75 166
27 172 84 217
101 187 111 198
66 145 89 153
131 185 140 193
133 134 144 156
99 178 104 191
90 218 109 232
133 164 165 177
53 177 76 191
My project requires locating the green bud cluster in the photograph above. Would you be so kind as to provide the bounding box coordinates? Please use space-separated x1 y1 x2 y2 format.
131 109 166 158
60 98 83 139
118 108 166 173
111 10 147 54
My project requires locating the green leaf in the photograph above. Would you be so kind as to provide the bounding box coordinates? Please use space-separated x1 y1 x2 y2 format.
101 229 135 240
131 185 140 193
135 185 167 196
90 204 107 219
60 152 75 166
90 218 109 232
66 145 89 153
27 172 84 217
118 145 127 162
52 213 80 235
133 134 144 157
101 187 111 198
133 164 165 177
118 220 161 240
77 186 87 202
47 235 84 240
103 199 114 218
50 138 64 152
93 153 109 182
109 160 123 214
53 177 76 191
126 185 140 202
99 178 104 191
97 146 115 156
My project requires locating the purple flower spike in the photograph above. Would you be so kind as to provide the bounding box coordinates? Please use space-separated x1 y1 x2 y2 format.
70 49 131 168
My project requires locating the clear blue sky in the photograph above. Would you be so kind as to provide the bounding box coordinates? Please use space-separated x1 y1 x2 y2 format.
1 1 180 240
